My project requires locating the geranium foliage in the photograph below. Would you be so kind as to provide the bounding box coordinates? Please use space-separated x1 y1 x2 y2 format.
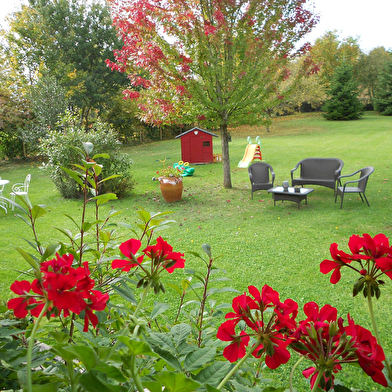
107 0 319 187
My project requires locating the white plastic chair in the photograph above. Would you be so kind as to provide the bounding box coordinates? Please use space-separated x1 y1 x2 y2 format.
0 176 8 213
10 174 31 210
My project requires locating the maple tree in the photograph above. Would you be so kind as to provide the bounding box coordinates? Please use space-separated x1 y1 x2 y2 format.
107 0 319 188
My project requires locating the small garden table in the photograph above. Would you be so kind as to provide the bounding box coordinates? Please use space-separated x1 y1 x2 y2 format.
268 186 314 209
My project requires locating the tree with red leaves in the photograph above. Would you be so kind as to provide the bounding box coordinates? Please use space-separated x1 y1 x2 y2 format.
107 0 319 188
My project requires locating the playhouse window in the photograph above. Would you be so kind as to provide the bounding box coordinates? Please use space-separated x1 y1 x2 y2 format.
203 141 210 147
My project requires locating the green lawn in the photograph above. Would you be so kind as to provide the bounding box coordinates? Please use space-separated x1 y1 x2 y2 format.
1 112 392 390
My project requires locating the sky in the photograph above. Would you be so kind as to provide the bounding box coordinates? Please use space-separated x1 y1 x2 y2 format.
0 0 391 54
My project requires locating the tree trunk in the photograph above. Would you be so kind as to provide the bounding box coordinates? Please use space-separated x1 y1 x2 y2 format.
220 122 232 189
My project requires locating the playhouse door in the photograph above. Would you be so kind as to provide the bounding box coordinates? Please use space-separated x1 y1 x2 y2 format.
201 140 212 162
187 132 202 163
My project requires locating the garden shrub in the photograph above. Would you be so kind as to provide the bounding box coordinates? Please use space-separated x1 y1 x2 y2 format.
40 113 134 198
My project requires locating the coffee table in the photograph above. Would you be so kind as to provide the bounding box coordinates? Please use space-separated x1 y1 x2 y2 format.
268 186 314 209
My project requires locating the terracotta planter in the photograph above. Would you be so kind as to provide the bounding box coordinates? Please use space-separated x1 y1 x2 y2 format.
159 176 183 202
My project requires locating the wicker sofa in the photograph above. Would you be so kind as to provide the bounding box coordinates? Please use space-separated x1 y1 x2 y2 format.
291 158 344 191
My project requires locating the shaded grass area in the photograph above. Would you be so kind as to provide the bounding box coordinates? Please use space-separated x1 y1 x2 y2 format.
1 112 391 390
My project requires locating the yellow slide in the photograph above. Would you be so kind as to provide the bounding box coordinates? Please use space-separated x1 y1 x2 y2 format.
238 144 262 168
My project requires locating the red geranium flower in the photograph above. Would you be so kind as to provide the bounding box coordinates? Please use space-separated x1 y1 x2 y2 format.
112 239 144 271
252 334 291 369
7 280 45 318
218 285 297 369
40 253 74 274
345 314 387 387
143 236 185 273
224 293 255 328
83 290 110 332
217 320 250 362
320 243 353 283
7 254 109 332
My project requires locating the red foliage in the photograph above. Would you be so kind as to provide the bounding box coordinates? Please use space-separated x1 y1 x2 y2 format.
106 0 319 124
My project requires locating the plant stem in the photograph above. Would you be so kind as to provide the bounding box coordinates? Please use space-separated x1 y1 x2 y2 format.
130 354 145 392
217 347 254 390
27 301 50 392
366 283 392 381
67 360 77 392
290 355 305 392
197 257 213 347
133 280 152 318
311 369 324 392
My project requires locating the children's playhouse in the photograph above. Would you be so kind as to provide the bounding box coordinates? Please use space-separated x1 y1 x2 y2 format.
175 127 219 164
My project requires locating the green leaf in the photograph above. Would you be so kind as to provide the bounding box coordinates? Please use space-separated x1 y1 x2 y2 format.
61 167 85 187
90 193 118 206
149 210 174 219
16 247 40 270
51 345 79 363
99 174 121 183
117 336 158 356
154 372 202 392
93 164 103 177
92 153 110 160
184 346 216 372
137 209 151 223
205 385 221 392
195 362 232 386
142 381 164 392
202 243 212 257
49 331 70 343
82 221 94 232
62 213 80 228
333 386 352 392
112 282 137 304
148 332 176 353
54 227 74 241
151 301 170 319
31 204 47 220
150 346 182 371
171 324 191 348
41 244 60 262
261 388 287 392
167 283 183 295
14 212 31 226
66 345 98 370
78 370 127 392
83 142 94 155
32 382 62 392
181 278 192 291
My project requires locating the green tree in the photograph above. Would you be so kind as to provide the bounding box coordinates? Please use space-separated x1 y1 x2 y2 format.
2 0 128 126
0 45 31 158
323 63 364 121
354 47 391 106
108 0 319 188
29 75 67 130
275 58 326 115
311 31 362 87
374 59 392 116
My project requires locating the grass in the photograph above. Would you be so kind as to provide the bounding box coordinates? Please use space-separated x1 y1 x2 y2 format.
1 112 392 390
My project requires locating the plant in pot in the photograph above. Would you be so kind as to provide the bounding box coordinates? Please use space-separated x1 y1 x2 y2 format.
154 159 183 202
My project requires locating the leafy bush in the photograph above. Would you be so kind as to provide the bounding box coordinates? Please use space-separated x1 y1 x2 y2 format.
40 111 133 198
